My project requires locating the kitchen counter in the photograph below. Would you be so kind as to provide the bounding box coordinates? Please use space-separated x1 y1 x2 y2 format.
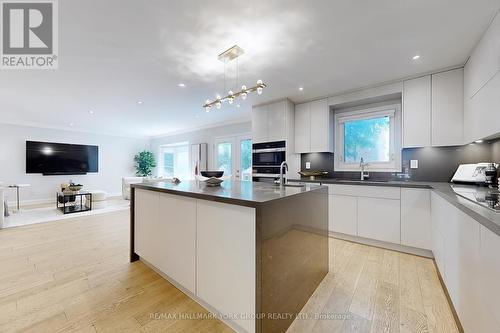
131 180 325 207
289 177 500 237
130 181 328 333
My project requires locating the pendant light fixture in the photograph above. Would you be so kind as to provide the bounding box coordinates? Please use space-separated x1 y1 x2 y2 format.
203 45 267 112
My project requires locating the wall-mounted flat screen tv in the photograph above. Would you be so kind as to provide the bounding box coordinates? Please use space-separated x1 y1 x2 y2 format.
26 141 99 175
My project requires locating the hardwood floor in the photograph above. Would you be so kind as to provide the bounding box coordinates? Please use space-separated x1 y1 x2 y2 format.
0 211 458 332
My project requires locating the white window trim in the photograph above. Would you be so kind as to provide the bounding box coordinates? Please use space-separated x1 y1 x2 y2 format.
334 104 402 172
158 141 190 178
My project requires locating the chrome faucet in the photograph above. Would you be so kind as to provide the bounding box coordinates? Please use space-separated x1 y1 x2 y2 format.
360 157 370 180
279 161 289 186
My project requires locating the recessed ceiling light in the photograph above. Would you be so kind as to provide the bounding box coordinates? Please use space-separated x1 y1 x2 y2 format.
137 100 143 104
475 140 484 143
299 87 304 91
236 104 241 108
412 55 421 60
178 83 186 87
88 110 94 115
69 122 74 127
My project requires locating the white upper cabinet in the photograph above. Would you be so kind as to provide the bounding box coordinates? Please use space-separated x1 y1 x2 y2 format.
310 99 333 152
464 11 500 143
267 100 287 142
294 102 311 153
403 75 432 148
403 70 465 148
294 98 333 153
431 69 464 146
252 100 294 144
464 11 500 99
251 104 268 144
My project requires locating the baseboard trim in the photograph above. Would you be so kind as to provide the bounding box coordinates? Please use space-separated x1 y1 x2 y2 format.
6 192 123 208
433 261 465 333
331 232 434 258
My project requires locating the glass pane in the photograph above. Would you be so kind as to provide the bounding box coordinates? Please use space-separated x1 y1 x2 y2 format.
217 142 232 176
163 152 174 177
344 116 390 163
240 139 252 181
174 146 189 179
161 144 190 179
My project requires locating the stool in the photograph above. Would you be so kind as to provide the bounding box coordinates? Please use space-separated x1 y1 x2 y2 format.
88 190 107 209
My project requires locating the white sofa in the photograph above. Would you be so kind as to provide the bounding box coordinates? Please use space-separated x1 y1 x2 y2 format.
122 177 167 200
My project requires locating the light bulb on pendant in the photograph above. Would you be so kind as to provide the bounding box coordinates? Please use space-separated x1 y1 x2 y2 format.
215 101 222 109
241 85 247 100
256 80 263 95
228 90 234 104
204 99 211 112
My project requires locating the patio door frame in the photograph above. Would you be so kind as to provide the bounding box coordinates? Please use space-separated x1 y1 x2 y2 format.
214 133 252 181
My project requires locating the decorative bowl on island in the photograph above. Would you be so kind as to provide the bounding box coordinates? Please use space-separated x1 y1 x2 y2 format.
201 171 224 178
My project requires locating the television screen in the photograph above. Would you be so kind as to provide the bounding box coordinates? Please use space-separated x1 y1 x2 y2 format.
26 141 98 175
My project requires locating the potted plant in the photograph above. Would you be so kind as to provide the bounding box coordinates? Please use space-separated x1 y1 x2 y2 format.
134 151 156 177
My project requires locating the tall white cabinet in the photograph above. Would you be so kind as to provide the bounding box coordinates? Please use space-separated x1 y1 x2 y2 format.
294 98 333 153
403 69 464 148
251 99 294 144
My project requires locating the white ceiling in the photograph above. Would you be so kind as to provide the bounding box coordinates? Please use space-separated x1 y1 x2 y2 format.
1 0 499 138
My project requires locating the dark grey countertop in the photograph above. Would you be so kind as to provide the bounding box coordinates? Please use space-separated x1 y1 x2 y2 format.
288 177 500 237
132 180 326 208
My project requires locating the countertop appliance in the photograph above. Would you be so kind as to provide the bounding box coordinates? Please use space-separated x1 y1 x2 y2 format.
252 141 286 182
451 163 498 185
451 184 500 212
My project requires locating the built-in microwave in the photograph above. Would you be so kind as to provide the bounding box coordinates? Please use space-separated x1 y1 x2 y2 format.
252 141 286 166
252 141 286 182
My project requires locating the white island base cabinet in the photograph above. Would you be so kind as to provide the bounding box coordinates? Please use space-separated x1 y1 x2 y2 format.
196 200 256 333
134 190 197 293
134 189 256 333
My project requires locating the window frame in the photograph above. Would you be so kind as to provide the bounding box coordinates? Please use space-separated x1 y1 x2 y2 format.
334 103 402 172
158 141 191 179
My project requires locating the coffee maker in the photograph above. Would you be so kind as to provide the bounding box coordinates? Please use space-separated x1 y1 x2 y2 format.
485 163 498 187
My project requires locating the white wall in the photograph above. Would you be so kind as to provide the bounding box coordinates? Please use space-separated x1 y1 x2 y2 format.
0 123 149 205
150 121 252 173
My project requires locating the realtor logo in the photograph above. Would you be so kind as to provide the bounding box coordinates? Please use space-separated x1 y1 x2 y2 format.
1 0 58 69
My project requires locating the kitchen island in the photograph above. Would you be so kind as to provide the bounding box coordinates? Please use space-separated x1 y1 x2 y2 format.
130 180 329 333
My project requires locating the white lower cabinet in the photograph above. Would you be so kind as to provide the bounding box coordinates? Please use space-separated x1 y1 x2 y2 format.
196 200 256 333
134 189 161 266
431 193 500 332
357 197 401 244
135 191 257 333
329 194 357 235
479 226 500 330
401 188 431 249
135 190 197 293
157 193 196 293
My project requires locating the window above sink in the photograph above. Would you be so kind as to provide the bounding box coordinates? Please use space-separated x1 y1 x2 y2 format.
334 103 402 172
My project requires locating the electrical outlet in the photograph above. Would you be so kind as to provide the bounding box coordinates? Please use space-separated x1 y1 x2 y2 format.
305 162 311 170
410 160 419 169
